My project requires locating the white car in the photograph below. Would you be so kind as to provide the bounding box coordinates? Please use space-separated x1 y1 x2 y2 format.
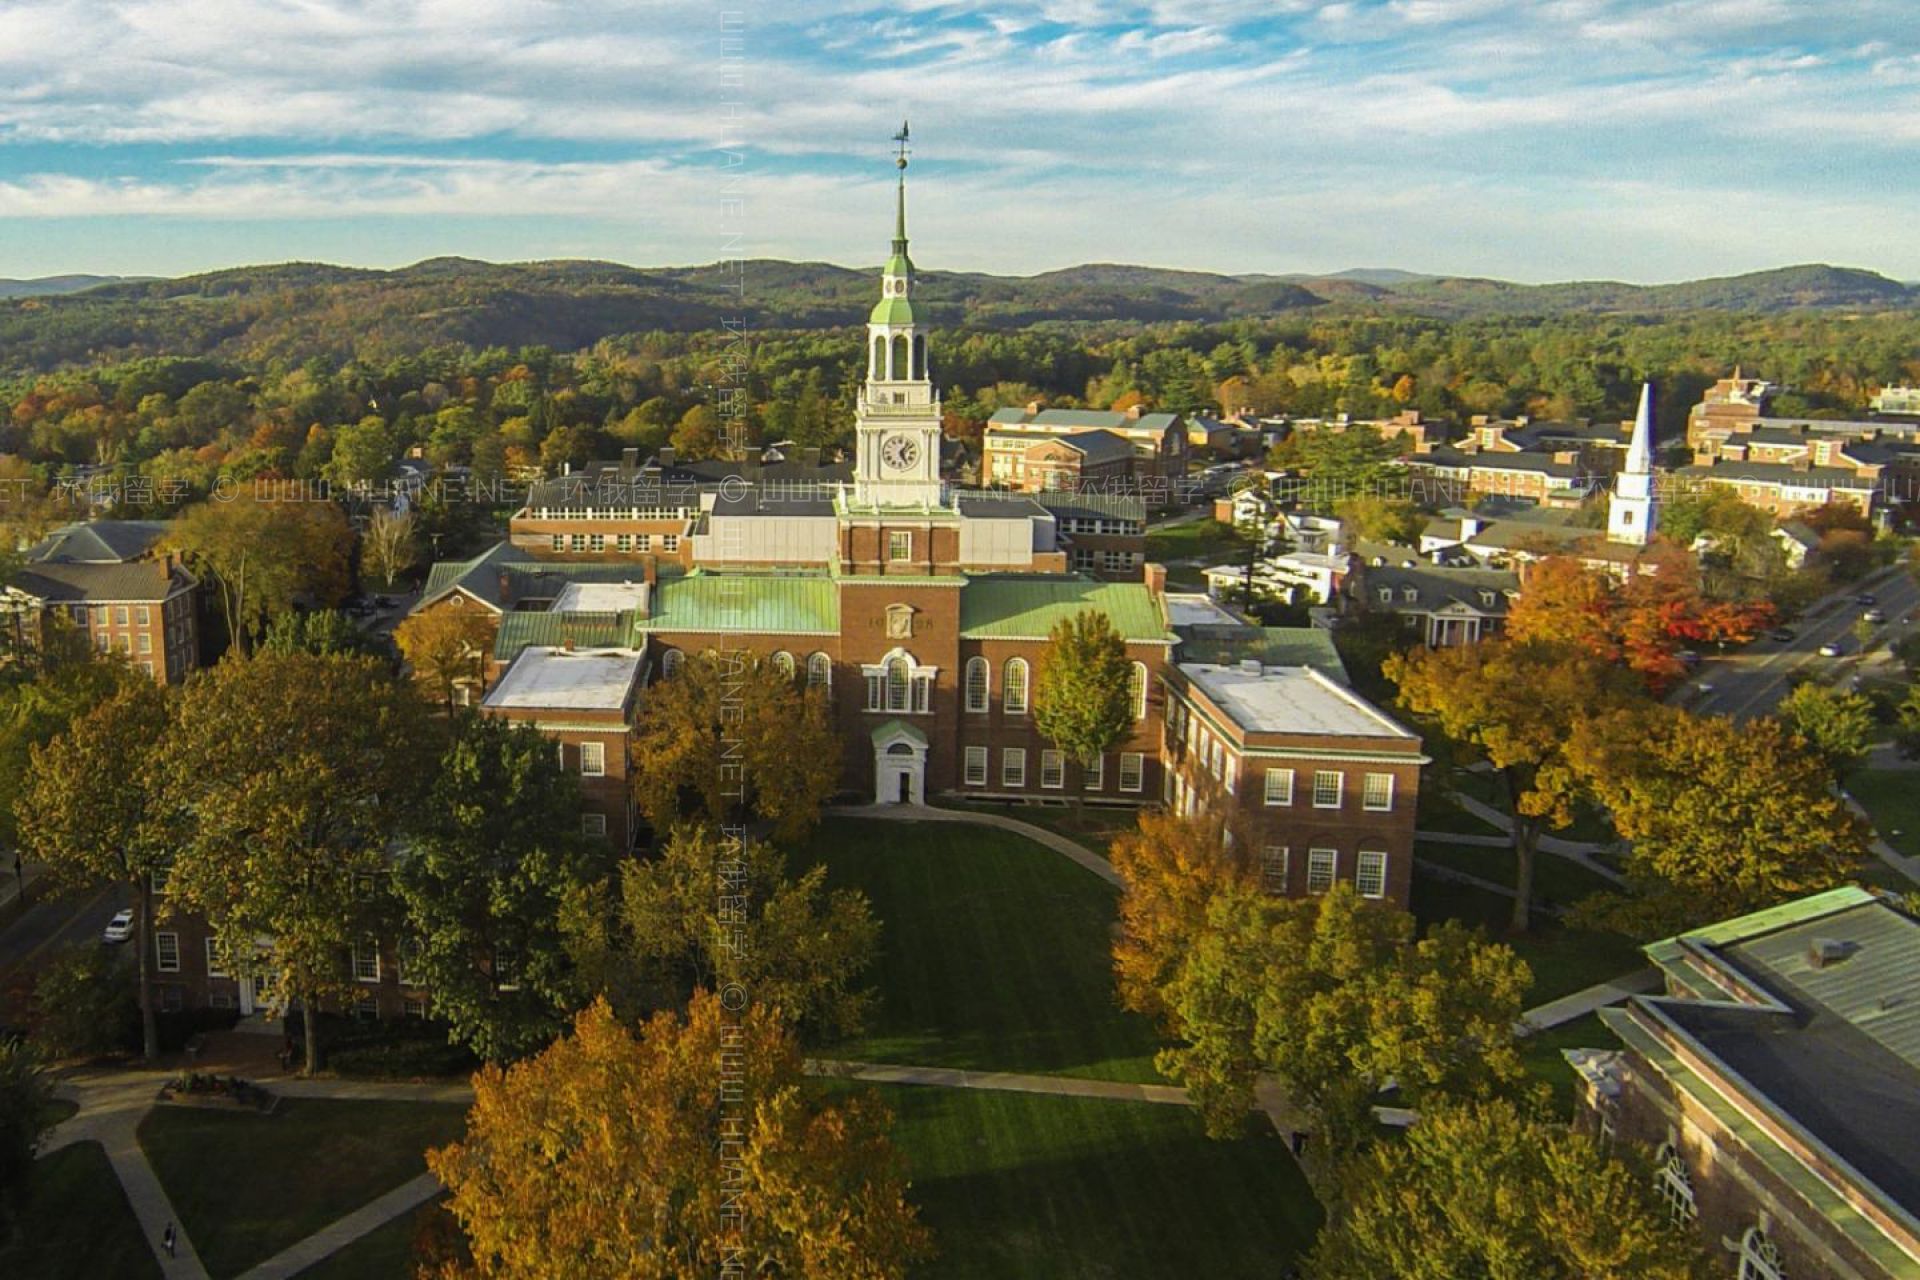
102 908 134 944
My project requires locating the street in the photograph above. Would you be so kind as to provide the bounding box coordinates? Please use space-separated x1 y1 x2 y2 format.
0 878 130 1019
1686 563 1919 721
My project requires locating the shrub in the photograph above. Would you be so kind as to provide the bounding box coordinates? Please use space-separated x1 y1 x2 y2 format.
31 947 136 1058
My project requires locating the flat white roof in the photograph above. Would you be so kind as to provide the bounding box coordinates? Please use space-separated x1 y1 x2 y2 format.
1163 593 1241 628
1180 662 1416 740
484 646 643 712
551 581 650 613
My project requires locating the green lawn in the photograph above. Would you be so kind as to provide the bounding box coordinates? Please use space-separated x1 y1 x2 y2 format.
1145 519 1238 564
1448 767 1617 846
0 1142 161 1280
842 1082 1322 1280
797 818 1165 1083
1411 871 1646 1006
1846 768 1920 874
293 1196 450 1280
139 1099 467 1279
945 800 1135 859
1414 840 1618 909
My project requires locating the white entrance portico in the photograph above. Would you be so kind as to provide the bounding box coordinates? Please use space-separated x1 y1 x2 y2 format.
872 719 928 805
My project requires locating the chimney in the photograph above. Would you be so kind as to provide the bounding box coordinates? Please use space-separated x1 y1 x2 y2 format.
1125 403 1143 420
1026 399 1043 415
1143 562 1167 599
657 446 675 467
1238 659 1263 675
562 636 575 653
621 447 639 470
804 446 821 470
1807 937 1858 969
497 571 513 604
562 461 571 476
643 556 658 588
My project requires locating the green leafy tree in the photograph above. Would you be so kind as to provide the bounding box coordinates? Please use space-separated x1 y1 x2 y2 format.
166 495 353 654
611 822 878 1042
1268 424 1401 507
324 415 400 488
159 653 433 1073
628 654 839 844
1032 610 1135 798
0 656 127 855
1156 882 1531 1159
30 946 136 1058
1776 682 1875 779
259 608 376 657
395 716 609 1062
1307 1098 1712 1280
15 681 172 1060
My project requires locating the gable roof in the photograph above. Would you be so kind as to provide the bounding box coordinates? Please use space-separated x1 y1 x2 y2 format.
26 520 171 564
11 560 190 603
958 575 1172 643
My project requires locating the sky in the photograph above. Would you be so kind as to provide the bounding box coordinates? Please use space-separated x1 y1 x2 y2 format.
0 0 1917 284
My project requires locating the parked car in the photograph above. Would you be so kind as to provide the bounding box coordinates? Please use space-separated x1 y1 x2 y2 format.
1856 592 1878 606
102 908 134 944
1819 640 1844 658
1864 608 1886 624
1678 650 1702 669
1771 627 1797 642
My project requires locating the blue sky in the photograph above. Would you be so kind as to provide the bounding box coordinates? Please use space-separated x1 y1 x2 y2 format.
0 0 1916 282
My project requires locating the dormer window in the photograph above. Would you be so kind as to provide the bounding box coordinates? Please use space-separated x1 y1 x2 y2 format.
1401 586 1418 603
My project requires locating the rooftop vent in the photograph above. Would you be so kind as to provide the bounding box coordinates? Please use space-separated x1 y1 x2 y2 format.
1807 937 1860 969
1239 659 1263 675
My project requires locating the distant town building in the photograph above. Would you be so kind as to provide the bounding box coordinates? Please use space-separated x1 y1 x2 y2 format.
1872 385 1920 417
984 405 1188 504
2 520 200 683
1577 887 1920 1280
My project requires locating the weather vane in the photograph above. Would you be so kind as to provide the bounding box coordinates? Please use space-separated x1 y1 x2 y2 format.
893 120 911 170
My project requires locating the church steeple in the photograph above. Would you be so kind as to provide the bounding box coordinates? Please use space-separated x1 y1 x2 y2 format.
1608 381 1657 546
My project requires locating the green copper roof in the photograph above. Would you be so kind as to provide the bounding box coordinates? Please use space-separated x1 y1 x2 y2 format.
493 610 635 662
959 575 1173 643
642 574 839 635
869 295 915 326
1666 885 1877 950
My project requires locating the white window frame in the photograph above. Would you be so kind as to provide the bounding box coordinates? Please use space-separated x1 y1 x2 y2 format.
582 812 608 837
1261 846 1289 894
1002 748 1027 788
964 656 989 713
1312 770 1343 809
1084 754 1104 791
204 937 228 978
1003 658 1029 714
1356 849 1388 899
1129 662 1148 720
1264 768 1294 806
1654 1144 1697 1225
1119 752 1144 793
1040 750 1065 789
1223 752 1237 795
353 944 381 983
807 652 831 691
661 534 680 552
578 741 606 777
155 930 180 972
888 530 913 562
963 745 989 786
1306 848 1337 895
660 648 684 678
1362 772 1394 812
1737 1228 1785 1280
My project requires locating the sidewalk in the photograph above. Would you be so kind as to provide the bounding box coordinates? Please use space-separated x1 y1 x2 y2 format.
1518 969 1661 1034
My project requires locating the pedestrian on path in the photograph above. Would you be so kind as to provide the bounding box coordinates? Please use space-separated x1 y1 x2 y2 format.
162 1221 176 1258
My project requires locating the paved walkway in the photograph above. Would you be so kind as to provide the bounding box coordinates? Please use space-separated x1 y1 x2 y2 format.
827 802 1123 888
1518 969 1661 1034
1449 793 1626 884
1836 788 1920 886
808 1059 1191 1106
233 1173 443 1280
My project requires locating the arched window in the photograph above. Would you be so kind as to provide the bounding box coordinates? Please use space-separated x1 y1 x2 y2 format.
964 656 990 713
870 335 884 381
886 655 911 713
1129 661 1148 721
771 651 796 679
1738 1227 1785 1280
1003 657 1029 715
913 333 927 380
1653 1144 1696 1226
806 652 831 691
892 333 910 382
660 648 684 679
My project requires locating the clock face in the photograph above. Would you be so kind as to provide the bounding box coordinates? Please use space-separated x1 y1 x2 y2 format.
881 433 921 472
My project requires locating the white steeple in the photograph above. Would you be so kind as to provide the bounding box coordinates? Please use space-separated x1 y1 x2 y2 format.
852 121 945 509
1608 381 1656 546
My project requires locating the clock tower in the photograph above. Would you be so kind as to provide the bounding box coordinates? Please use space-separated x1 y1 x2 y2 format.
852 121 945 509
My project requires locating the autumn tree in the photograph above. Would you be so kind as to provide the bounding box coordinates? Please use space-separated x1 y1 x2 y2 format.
159 653 433 1073
1110 808 1252 1025
1570 705 1869 934
361 505 417 589
1157 882 1531 1159
628 653 839 844
1307 1098 1711 1280
1032 610 1135 799
15 681 173 1060
1386 638 1638 930
1776 681 1876 779
427 993 931 1280
669 404 723 461
395 605 498 712
396 715 610 1062
166 493 353 654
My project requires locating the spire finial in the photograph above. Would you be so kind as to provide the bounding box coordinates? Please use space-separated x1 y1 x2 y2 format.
893 119 911 171
890 121 911 254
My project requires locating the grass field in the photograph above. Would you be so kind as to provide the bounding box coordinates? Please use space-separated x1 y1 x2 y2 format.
946 799 1135 859
1414 840 1618 909
0 1142 160 1280
1144 519 1239 564
139 1099 467 1279
1846 769 1920 868
1411 870 1647 1006
1519 1012 1618 1118
841 1082 1322 1280
797 818 1165 1083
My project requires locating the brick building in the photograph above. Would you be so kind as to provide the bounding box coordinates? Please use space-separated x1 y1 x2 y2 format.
2 520 200 683
1576 888 1920 1280
984 405 1188 505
